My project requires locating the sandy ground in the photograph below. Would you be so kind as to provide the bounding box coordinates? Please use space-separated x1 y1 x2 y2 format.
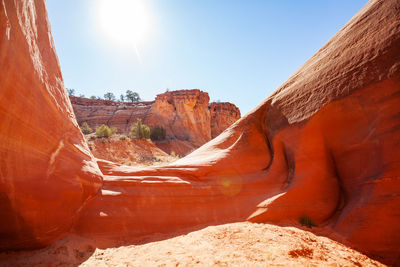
86 134 179 167
0 222 384 266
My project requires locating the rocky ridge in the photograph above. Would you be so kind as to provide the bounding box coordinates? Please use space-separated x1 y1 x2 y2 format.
70 90 241 156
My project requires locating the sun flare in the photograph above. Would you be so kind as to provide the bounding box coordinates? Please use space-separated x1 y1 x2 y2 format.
98 0 151 47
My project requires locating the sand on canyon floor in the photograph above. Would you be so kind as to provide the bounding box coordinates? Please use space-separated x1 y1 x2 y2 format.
0 222 384 266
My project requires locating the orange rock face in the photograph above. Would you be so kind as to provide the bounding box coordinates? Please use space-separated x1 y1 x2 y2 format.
71 90 241 156
0 0 102 249
73 0 400 264
146 89 212 148
70 96 154 134
87 137 171 166
209 102 241 138
1 0 399 265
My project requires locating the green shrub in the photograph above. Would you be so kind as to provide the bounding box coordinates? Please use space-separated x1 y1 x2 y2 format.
299 215 317 228
80 122 93 135
129 119 150 139
150 126 166 141
119 135 127 140
111 127 117 135
96 124 112 138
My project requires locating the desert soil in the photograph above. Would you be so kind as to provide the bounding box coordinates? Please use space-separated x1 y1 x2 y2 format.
0 222 384 266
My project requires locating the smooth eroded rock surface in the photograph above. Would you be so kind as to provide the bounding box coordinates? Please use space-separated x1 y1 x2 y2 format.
0 0 102 249
1 0 399 265
74 0 400 264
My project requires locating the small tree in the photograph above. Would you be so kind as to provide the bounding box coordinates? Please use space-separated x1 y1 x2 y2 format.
120 94 125 102
126 90 141 102
90 95 97 100
80 122 93 135
104 92 116 101
96 124 112 138
67 88 75 96
150 126 166 141
129 119 150 139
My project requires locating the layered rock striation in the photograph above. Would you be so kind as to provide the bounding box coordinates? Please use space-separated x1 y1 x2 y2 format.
73 0 400 264
70 90 241 156
1 0 399 265
210 102 241 139
0 0 102 249
70 96 154 134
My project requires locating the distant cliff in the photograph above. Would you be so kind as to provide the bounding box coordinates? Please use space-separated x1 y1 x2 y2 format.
70 89 241 155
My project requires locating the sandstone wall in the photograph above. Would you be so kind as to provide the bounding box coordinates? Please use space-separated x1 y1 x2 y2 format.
1 0 399 265
70 90 241 156
73 0 400 264
209 102 241 138
70 96 154 134
0 0 102 249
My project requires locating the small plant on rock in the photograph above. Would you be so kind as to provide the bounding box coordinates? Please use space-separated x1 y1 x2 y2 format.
80 122 93 135
96 124 112 138
299 215 317 228
129 119 150 140
150 126 166 141
110 126 117 135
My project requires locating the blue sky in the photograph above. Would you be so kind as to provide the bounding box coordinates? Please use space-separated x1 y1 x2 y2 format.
46 0 367 116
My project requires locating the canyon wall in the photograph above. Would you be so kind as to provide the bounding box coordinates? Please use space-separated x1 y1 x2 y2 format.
70 96 154 134
0 0 102 249
1 0 399 265
210 102 241 139
73 0 400 264
70 90 241 156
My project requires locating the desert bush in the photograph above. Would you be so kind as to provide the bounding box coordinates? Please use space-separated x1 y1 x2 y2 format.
150 126 166 141
129 119 150 139
299 215 317 228
119 135 127 140
80 122 93 135
96 124 112 138
110 126 117 135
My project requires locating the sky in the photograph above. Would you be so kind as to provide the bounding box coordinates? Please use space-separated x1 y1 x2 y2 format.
46 0 368 116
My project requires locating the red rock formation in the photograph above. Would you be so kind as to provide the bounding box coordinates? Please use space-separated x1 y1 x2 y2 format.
71 90 241 156
87 137 171 166
1 0 399 265
73 0 400 264
209 102 241 138
0 0 102 249
70 96 154 134
147 89 211 146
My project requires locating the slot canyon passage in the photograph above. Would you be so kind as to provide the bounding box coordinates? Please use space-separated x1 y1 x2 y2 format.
0 0 399 266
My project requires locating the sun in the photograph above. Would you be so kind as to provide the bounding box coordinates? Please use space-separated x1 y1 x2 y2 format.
98 0 151 47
